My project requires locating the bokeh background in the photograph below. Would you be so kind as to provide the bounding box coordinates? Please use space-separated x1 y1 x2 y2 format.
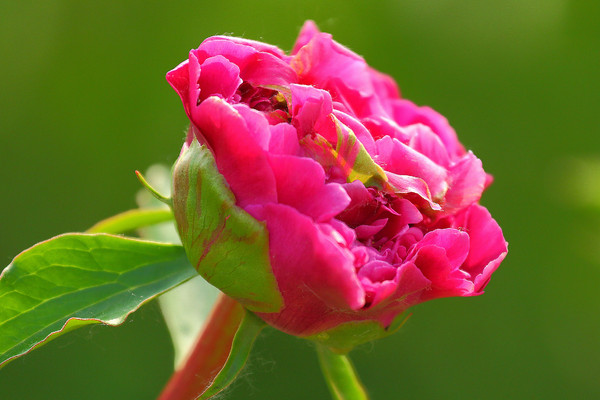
1 1 599 399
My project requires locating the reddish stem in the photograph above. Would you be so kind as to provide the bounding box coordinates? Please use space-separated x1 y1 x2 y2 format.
158 293 244 400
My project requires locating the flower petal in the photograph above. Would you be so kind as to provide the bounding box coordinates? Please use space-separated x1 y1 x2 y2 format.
377 136 448 200
358 260 399 307
200 35 286 60
386 172 441 211
333 110 377 156
194 38 297 86
290 84 335 139
291 32 383 117
452 204 507 293
413 245 474 298
408 229 474 298
232 104 271 150
268 123 300 155
166 60 192 115
291 20 321 55
249 203 365 335
197 55 242 103
268 154 351 222
444 152 486 213
391 99 466 159
189 97 277 207
377 261 431 324
407 124 451 168
412 229 470 269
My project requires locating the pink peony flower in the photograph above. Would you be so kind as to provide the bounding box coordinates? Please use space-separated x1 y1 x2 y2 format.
168 21 507 344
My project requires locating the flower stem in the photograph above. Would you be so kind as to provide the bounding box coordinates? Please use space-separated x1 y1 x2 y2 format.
316 344 370 400
157 293 244 400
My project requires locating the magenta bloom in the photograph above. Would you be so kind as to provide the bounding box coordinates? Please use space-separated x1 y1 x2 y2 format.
168 21 507 340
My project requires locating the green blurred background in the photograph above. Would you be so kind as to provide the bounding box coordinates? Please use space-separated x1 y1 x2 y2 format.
1 1 599 398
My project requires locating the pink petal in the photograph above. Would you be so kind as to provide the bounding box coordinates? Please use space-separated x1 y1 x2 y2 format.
376 136 448 200
249 203 365 334
451 204 507 293
391 99 466 159
268 123 300 155
166 60 191 115
197 55 242 103
407 124 451 168
381 261 431 318
291 33 383 117
369 67 400 103
363 116 412 142
290 84 334 139
336 180 375 226
444 152 486 213
240 51 298 86
333 110 377 156
355 218 388 240
291 20 321 55
405 228 474 299
377 199 423 240
358 260 399 307
411 229 470 269
193 38 296 86
232 104 271 150
268 154 351 222
412 245 474 298
200 35 286 59
189 97 277 208
386 172 441 211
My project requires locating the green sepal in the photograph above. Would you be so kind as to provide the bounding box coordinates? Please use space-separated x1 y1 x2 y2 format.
306 312 411 354
172 140 283 313
136 170 172 205
199 310 266 399
0 233 197 367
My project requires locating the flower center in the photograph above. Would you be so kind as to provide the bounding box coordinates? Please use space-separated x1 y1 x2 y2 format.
337 186 425 268
235 82 290 123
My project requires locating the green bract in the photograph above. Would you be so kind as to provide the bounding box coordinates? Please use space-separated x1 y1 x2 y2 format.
172 140 283 313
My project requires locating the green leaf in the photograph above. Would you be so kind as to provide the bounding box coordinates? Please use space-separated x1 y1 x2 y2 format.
86 208 173 234
172 140 283 313
0 233 197 367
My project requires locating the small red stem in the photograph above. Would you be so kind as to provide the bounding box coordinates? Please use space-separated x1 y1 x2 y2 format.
158 293 244 400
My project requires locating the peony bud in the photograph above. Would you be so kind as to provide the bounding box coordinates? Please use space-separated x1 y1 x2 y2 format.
169 21 507 351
